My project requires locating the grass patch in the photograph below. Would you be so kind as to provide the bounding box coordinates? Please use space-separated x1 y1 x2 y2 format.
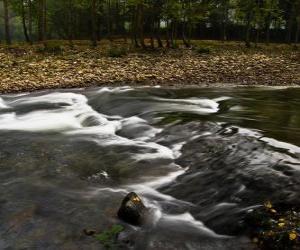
94 224 124 249
107 46 128 58
35 41 64 55
194 45 211 54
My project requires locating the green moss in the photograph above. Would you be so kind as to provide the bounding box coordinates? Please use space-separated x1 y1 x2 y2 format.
94 224 124 249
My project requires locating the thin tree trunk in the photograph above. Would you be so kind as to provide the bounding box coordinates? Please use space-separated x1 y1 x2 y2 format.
150 35 154 49
149 16 155 49
166 21 171 48
265 17 271 45
107 0 112 41
181 1 190 47
221 1 228 42
171 21 177 48
245 12 252 48
21 0 31 43
255 27 260 47
137 3 146 49
295 18 300 44
37 0 46 42
131 6 140 47
285 11 294 44
221 21 227 42
28 0 33 41
182 22 190 48
43 0 47 40
91 0 97 47
68 0 74 48
155 20 163 47
3 0 11 45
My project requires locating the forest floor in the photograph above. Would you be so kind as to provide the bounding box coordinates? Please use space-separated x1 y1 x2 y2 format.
0 40 299 93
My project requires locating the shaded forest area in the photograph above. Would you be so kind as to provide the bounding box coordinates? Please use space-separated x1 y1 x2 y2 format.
0 1 299 92
0 0 300 48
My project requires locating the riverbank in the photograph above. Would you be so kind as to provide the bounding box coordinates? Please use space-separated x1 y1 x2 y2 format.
0 40 299 93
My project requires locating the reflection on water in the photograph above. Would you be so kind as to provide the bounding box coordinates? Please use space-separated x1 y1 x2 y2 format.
0 87 299 249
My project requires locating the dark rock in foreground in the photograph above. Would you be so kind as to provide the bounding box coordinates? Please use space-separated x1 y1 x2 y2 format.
118 192 148 226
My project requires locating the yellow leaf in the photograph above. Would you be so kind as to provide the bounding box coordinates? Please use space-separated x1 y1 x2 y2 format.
278 223 285 227
289 232 297 241
264 201 272 209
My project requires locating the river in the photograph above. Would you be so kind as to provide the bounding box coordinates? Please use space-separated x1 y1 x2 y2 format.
0 87 299 249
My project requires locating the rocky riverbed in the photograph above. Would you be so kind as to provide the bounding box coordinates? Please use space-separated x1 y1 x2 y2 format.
0 41 299 93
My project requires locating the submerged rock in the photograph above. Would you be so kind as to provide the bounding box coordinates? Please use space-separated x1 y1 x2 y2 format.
117 192 148 226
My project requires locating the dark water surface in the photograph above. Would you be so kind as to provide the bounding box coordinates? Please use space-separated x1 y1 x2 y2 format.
0 87 299 249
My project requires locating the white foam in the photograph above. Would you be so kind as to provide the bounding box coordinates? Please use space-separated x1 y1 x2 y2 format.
228 126 300 155
135 167 187 189
149 97 220 114
10 92 87 106
260 137 300 154
162 212 230 238
213 96 232 102
121 116 163 141
0 111 81 131
0 97 8 109
0 92 115 132
171 142 186 158
97 86 134 93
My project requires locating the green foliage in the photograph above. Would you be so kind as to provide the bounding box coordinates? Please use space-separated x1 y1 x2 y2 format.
107 46 128 58
94 224 124 249
36 41 64 55
247 201 300 250
1 0 300 46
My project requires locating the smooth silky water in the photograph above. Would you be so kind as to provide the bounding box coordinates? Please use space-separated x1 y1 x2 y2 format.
0 87 299 249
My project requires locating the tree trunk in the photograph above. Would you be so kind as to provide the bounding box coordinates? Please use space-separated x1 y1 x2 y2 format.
137 3 146 49
245 12 252 48
3 0 11 45
21 0 31 43
255 27 260 47
150 35 154 49
221 21 227 42
285 11 294 44
265 17 271 45
131 6 140 48
166 21 171 48
155 20 163 48
171 21 177 48
28 0 33 41
107 0 112 41
221 1 228 42
295 18 300 44
182 22 190 48
68 0 74 48
37 0 46 42
91 0 97 47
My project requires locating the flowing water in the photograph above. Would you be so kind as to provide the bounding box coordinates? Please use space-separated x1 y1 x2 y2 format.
0 87 299 250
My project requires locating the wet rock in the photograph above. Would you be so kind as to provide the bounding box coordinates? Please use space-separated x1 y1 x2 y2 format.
117 192 148 226
8 205 38 232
